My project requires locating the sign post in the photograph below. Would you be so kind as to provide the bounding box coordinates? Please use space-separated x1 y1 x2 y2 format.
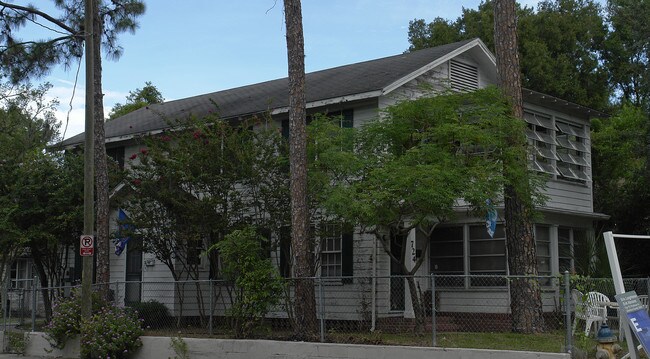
80 235 94 256
616 291 650 355
604 231 650 359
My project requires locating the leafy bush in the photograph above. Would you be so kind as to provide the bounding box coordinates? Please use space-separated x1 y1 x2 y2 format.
210 226 284 338
45 290 106 348
45 290 143 358
128 300 171 329
81 306 143 359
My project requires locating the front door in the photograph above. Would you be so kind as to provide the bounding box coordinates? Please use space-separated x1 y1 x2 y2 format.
125 239 143 304
390 234 405 311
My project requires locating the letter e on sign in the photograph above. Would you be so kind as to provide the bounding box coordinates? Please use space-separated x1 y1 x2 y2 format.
80 235 94 256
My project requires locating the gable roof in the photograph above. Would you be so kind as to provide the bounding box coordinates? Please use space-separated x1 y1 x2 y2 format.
58 38 604 148
59 39 484 147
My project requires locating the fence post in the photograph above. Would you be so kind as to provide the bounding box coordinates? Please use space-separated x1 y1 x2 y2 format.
3 273 8 331
31 276 37 332
564 271 572 354
431 274 436 347
319 277 325 343
209 280 213 335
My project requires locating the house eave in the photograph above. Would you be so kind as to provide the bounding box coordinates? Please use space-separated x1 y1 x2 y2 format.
270 90 382 116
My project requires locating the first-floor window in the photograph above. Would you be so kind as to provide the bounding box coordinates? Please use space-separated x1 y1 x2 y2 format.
535 225 551 277
559 227 580 273
320 223 342 277
430 224 506 287
316 223 354 280
469 224 506 286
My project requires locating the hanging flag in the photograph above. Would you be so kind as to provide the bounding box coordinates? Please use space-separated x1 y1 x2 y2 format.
485 199 497 238
114 209 133 256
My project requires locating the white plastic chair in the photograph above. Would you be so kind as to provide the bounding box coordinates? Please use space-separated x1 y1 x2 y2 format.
571 289 587 335
583 291 609 336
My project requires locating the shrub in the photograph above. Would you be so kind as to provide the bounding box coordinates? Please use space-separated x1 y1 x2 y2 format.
209 226 284 338
81 306 144 359
45 290 143 358
45 290 107 349
128 300 171 329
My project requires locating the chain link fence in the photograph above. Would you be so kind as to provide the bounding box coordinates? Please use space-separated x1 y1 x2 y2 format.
2 274 649 356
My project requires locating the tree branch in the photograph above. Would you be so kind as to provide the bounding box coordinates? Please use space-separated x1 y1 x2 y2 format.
0 1 79 35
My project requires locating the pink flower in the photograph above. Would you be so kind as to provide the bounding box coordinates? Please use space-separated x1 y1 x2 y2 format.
129 153 137 160
132 179 142 186
140 148 149 156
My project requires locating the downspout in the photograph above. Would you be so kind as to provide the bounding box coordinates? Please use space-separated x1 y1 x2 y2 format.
371 234 377 331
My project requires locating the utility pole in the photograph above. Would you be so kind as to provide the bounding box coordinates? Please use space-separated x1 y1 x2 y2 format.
81 0 95 322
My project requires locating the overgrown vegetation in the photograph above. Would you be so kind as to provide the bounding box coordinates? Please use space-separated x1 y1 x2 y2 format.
45 290 143 358
209 226 284 338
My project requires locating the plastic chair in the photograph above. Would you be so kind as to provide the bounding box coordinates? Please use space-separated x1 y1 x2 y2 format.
583 291 609 336
571 289 587 335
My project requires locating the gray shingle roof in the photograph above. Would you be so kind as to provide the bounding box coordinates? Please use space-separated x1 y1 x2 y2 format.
58 39 475 147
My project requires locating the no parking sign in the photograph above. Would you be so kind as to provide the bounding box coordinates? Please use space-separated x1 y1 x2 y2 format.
80 235 94 256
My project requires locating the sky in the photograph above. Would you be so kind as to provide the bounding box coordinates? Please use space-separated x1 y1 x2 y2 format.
30 0 550 139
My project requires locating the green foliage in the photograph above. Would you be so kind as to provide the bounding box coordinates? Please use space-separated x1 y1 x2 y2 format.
168 335 189 359
604 0 650 109
45 290 143 358
5 331 29 354
592 104 650 274
0 81 83 318
311 87 544 239
210 226 284 338
127 300 171 329
123 114 289 281
407 0 610 111
45 290 104 348
108 81 164 120
0 0 146 83
81 306 144 359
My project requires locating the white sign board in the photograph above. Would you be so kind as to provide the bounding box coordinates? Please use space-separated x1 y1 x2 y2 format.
80 235 94 256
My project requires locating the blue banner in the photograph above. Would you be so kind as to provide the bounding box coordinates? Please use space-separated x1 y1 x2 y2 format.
114 209 133 256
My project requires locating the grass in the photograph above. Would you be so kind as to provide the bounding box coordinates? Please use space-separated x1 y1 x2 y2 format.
325 330 567 353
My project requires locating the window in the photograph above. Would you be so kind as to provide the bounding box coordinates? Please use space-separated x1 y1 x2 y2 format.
524 111 591 183
186 239 204 266
559 227 579 273
320 224 342 277
282 109 353 139
469 224 506 286
106 146 125 169
556 120 590 182
431 224 506 287
535 225 551 277
430 226 464 287
525 112 558 175
318 223 353 280
450 60 479 92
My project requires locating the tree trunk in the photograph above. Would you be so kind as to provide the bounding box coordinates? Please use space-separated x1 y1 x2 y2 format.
283 0 317 337
93 1 110 293
494 0 544 333
30 249 52 322
405 276 426 335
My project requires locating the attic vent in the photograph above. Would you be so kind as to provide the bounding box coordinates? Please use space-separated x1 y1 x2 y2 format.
450 60 479 92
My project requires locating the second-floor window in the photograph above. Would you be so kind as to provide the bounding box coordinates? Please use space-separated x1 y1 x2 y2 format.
525 111 590 183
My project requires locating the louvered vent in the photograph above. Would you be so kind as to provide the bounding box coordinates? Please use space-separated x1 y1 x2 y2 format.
450 60 479 92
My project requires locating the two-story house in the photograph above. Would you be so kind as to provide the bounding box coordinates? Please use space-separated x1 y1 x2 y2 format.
58 38 607 326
